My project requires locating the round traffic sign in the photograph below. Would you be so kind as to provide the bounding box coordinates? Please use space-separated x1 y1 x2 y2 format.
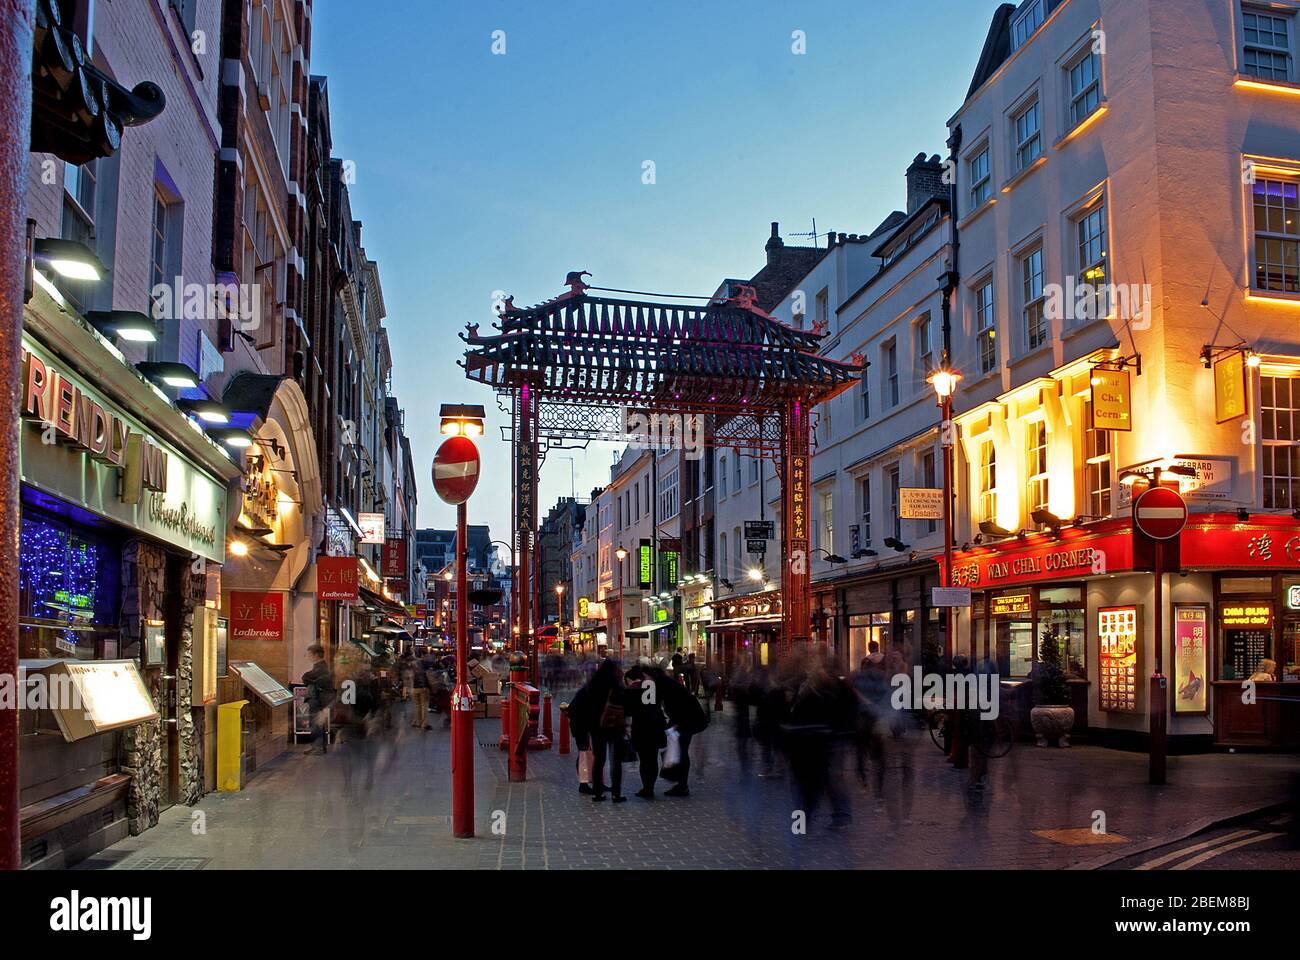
1132 485 1187 540
432 435 480 505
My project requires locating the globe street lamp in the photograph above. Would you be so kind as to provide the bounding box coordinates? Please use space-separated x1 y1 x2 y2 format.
927 364 962 666
614 546 628 658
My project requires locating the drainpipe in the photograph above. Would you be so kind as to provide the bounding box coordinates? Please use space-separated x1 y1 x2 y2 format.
0 0 33 872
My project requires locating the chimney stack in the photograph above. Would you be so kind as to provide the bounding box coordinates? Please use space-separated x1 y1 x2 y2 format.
765 221 785 266
905 152 947 214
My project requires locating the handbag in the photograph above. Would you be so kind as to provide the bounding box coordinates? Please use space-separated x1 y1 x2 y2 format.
661 726 682 768
599 694 625 731
577 748 594 784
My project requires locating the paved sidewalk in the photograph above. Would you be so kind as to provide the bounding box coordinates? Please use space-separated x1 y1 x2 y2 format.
84 698 1300 870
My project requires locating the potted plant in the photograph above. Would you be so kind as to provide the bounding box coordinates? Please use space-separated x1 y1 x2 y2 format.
1029 629 1075 747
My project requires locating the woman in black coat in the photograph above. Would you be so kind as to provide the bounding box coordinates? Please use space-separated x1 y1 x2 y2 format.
567 682 595 795
625 665 668 799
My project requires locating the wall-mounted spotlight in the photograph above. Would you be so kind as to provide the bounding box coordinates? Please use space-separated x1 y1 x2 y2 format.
86 310 160 343
137 361 199 389
177 398 230 424
34 237 104 282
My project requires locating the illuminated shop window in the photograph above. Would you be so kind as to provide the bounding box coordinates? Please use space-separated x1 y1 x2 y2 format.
978 441 997 523
1027 420 1049 519
1261 375 1300 508
1083 401 1113 517
18 511 120 661
1253 178 1299 294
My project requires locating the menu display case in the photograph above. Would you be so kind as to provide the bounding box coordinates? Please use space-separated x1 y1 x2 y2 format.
228 661 294 707
24 659 159 742
1098 605 1141 713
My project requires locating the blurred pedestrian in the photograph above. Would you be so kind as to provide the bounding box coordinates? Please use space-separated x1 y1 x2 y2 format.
410 647 432 730
302 644 335 754
625 665 668 800
398 649 415 702
584 658 628 802
567 681 596 795
658 663 708 797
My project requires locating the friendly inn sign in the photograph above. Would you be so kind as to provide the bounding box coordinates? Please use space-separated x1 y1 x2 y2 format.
19 338 226 562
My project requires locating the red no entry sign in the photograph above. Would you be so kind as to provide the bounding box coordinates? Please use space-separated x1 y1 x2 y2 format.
1133 485 1187 540
433 436 480 505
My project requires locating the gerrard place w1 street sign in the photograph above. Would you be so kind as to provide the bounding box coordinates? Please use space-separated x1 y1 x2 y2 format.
432 435 481 505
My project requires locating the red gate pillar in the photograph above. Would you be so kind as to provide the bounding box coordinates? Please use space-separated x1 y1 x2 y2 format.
516 383 537 683
781 398 812 653
0 0 33 872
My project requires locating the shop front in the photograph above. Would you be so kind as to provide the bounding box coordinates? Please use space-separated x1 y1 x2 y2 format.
17 307 236 867
217 374 322 770
707 589 782 682
945 514 1300 751
814 561 944 677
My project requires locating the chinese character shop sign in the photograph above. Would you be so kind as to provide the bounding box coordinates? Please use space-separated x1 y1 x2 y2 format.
382 538 407 578
230 591 284 641
317 556 359 602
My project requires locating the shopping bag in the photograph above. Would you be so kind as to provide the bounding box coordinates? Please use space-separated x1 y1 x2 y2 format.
577 748 594 784
661 726 682 769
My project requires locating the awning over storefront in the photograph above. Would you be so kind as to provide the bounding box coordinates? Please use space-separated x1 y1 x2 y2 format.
359 586 406 619
625 621 677 635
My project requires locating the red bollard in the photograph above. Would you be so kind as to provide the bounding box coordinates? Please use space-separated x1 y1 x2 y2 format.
558 702 570 755
508 682 528 782
542 692 553 743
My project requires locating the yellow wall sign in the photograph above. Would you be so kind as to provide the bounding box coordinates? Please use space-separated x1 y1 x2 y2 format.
990 593 1032 616
1090 368 1132 431
1213 351 1246 424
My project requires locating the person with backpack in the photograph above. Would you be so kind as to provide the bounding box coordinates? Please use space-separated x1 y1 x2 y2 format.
302 644 335 754
583 657 628 803
658 663 708 796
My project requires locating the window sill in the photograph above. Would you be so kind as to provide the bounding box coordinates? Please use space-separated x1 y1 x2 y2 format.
957 196 997 230
1000 154 1047 194
1053 102 1109 150
1232 73 1300 98
1245 288 1300 306
1010 342 1053 367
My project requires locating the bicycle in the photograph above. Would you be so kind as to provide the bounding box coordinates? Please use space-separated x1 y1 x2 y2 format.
926 706 1018 758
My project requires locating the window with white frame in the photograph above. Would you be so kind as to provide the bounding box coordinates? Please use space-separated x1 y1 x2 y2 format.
719 455 727 498
887 466 901 540
1067 48 1103 127
1082 401 1112 517
750 456 759 484
815 287 829 328
1011 0 1045 50
1262 375 1300 508
1027 420 1049 516
1075 201 1109 320
978 441 997 523
1012 97 1042 173
968 143 991 210
859 475 872 547
915 311 934 384
884 339 899 408
733 525 743 577
1242 6 1295 82
1021 245 1046 350
1253 177 1299 293
658 467 679 521
818 490 834 554
859 367 870 420
733 452 741 491
719 533 728 582
976 279 996 373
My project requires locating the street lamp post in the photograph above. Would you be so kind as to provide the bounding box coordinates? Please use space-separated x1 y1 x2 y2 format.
615 546 628 660
928 366 962 666
434 403 485 839
555 583 566 652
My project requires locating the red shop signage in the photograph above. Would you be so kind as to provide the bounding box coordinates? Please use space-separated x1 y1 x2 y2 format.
382 538 407 578
230 590 284 642
944 515 1300 589
317 556 359 602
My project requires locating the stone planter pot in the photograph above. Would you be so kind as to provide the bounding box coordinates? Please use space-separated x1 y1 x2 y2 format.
1030 705 1075 747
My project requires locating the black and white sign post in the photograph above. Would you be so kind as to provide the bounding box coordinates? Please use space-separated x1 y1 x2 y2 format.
1133 483 1188 786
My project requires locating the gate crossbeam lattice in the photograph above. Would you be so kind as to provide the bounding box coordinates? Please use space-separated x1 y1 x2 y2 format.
460 276 864 672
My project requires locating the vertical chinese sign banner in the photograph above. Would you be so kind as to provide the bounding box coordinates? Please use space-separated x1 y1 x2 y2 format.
382 537 407 582
230 591 285 642
1173 604 1208 714
783 398 811 645
1213 351 1246 424
317 556 359 603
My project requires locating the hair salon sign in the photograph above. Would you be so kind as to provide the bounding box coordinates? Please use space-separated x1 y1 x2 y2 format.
19 336 226 562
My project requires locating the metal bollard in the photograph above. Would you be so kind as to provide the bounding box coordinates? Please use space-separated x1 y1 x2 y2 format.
542 692 553 742
557 702 570 755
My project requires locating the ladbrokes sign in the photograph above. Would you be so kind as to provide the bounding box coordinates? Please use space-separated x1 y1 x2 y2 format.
19 336 225 562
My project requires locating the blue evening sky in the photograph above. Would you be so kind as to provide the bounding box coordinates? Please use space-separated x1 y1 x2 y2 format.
312 0 994 539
